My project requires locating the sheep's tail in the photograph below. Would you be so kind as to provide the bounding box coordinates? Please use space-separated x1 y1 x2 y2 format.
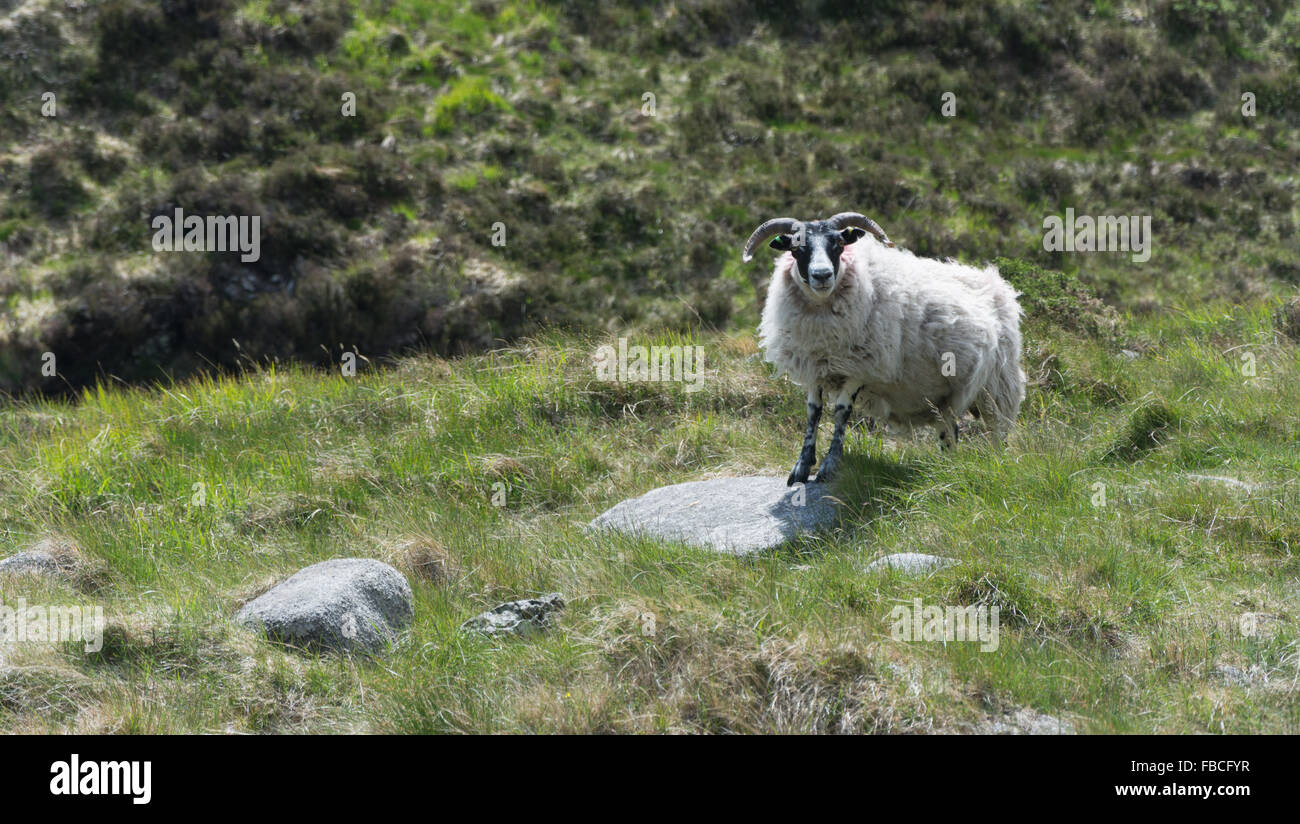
975 351 1026 439
973 276 1027 440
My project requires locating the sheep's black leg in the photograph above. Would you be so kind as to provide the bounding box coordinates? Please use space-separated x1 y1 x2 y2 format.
787 387 822 486
937 409 959 451
815 385 862 484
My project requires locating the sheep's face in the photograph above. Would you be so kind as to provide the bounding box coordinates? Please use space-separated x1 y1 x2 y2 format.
770 221 866 299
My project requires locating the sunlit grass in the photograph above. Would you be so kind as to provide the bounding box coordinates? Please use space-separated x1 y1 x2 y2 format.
1 305 1297 732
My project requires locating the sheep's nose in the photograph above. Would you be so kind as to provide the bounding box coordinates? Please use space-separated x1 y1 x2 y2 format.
809 267 833 285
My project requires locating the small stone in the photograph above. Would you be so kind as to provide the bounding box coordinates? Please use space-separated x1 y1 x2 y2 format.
0 537 81 579
236 559 413 654
976 708 1075 735
863 553 954 575
1119 349 1140 360
461 593 565 638
0 550 62 577
1215 664 1265 687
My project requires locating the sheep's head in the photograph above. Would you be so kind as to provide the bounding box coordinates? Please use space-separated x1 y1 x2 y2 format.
742 212 894 298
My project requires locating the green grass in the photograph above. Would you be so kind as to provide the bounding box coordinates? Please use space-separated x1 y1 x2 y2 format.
428 76 510 134
2 309 1297 733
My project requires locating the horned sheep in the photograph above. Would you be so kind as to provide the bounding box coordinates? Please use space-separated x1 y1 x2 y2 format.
744 212 1026 485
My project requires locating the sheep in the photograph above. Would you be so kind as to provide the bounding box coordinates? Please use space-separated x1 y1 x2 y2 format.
744 212 1026 485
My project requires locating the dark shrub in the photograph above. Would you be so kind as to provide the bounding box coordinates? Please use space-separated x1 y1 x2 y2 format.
995 257 1121 339
1102 402 1179 462
28 149 90 219
1275 296 1300 342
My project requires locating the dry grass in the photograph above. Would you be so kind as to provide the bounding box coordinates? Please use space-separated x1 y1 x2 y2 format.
384 535 460 585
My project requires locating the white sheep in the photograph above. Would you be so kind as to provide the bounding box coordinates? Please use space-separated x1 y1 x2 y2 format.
744 212 1026 484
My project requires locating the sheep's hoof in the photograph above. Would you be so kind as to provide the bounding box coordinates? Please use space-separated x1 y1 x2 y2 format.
814 455 841 483
787 463 812 486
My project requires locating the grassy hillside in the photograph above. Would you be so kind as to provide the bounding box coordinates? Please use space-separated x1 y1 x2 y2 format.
1 0 1299 393
2 1 1299 733
1 298 1298 732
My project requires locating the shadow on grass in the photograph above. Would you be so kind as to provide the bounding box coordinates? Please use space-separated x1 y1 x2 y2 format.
770 452 926 564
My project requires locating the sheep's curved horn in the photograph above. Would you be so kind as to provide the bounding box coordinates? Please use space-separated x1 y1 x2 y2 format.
827 212 895 247
742 218 802 262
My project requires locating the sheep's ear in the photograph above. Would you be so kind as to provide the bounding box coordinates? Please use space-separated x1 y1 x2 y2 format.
769 235 794 251
840 227 866 244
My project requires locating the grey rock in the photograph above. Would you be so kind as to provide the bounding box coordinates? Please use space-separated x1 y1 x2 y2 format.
589 476 840 555
236 558 413 654
1216 664 1265 687
974 708 1076 735
863 552 954 575
461 593 565 637
1119 349 1141 360
0 550 62 577
0 538 81 579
